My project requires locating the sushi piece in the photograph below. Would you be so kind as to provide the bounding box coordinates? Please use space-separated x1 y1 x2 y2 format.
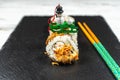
45 4 79 65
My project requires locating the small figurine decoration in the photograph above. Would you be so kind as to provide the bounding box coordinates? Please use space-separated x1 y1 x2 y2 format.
45 4 79 65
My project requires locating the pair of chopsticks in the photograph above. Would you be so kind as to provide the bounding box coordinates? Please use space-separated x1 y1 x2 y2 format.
78 22 120 80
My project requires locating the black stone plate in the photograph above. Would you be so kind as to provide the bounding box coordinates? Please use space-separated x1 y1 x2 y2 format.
0 16 120 80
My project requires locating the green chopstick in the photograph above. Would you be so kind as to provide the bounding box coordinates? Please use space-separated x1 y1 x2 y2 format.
83 22 120 74
78 22 120 80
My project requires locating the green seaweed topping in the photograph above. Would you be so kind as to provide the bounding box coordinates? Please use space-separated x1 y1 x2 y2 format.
49 21 78 33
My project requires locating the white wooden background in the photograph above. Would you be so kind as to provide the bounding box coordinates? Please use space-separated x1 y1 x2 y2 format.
0 0 120 49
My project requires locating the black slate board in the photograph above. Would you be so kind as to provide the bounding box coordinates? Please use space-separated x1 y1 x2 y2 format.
0 16 120 80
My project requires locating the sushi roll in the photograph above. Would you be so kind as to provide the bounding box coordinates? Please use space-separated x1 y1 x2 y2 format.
45 5 79 65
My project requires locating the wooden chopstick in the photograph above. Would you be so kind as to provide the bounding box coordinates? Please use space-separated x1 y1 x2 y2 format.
78 22 120 80
83 22 120 73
